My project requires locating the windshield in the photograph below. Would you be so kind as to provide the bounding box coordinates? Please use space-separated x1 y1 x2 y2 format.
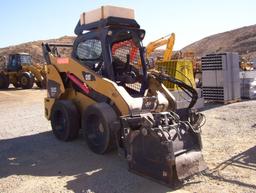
111 38 145 96
112 39 141 66
20 55 32 65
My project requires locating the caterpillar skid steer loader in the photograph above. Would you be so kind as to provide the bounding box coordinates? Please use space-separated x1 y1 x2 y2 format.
42 6 207 187
0 53 46 89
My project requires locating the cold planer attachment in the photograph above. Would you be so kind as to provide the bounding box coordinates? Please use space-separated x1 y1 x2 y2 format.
121 72 207 186
42 6 207 188
122 112 206 185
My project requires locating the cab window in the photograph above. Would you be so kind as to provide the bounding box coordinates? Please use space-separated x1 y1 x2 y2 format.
77 39 102 60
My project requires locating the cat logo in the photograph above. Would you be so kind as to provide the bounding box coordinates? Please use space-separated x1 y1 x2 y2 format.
50 87 57 96
144 101 152 108
85 74 92 81
142 98 156 110
82 72 96 81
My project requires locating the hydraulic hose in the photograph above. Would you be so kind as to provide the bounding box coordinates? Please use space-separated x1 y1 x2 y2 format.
139 47 148 94
155 73 198 109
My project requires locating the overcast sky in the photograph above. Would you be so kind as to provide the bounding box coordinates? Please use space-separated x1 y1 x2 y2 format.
0 0 255 49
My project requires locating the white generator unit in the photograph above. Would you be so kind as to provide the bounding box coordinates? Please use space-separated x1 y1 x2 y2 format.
201 53 241 102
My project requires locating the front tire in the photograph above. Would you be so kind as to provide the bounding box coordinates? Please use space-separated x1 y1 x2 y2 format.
82 103 118 154
51 100 80 141
20 72 34 89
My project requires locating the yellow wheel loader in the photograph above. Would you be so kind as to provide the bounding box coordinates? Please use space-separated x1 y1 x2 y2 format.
0 53 46 89
42 6 207 187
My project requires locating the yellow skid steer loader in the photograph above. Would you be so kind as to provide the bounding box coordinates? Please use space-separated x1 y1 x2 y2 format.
42 6 207 187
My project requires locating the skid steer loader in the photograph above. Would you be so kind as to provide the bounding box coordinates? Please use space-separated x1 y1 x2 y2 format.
0 53 46 89
42 6 207 187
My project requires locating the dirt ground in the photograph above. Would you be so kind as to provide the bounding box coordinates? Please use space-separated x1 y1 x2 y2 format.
0 88 255 193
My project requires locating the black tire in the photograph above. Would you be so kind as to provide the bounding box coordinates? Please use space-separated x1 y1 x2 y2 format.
0 73 9 89
13 82 21 88
36 79 46 89
20 72 34 89
82 103 118 154
36 81 41 88
51 100 80 141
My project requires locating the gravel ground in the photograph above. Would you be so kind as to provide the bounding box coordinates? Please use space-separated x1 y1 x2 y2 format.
0 89 255 193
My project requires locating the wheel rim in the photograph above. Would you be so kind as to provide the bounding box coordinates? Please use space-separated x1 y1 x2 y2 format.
53 110 66 134
21 76 28 85
87 115 106 147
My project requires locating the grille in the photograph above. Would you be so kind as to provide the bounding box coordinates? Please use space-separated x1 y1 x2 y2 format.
201 55 223 70
202 87 224 100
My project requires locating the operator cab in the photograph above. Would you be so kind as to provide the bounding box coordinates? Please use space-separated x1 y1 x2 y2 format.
72 17 148 97
7 53 32 72
110 28 146 96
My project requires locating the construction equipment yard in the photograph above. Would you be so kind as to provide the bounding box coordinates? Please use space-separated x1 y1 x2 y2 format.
1 2 256 193
0 88 255 193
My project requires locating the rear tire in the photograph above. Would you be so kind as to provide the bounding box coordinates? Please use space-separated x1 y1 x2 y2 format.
20 72 34 89
0 73 9 89
51 100 80 141
82 103 118 154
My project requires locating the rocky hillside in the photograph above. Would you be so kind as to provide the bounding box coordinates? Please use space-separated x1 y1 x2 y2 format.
0 36 75 67
1 24 256 67
182 24 256 60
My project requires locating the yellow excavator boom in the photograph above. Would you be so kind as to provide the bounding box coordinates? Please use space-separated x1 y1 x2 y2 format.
163 33 175 61
146 33 175 61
